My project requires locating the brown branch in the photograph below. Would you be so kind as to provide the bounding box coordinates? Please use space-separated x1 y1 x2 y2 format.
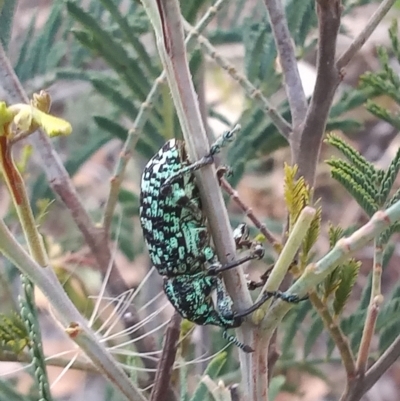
337 0 396 69
150 312 181 401
182 19 292 139
267 330 280 381
341 335 400 401
364 335 400 391
292 0 341 187
263 0 308 129
310 292 356 378
355 296 382 376
219 177 280 250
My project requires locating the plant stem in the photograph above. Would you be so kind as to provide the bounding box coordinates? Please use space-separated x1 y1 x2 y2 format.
354 240 384 375
292 0 341 187
309 292 356 378
355 296 382 375
262 0 308 129
263 204 400 333
0 137 47 265
0 130 52 399
150 312 181 401
336 0 397 69
182 19 292 139
252 207 315 400
256 207 315 308
219 177 280 250
142 0 255 394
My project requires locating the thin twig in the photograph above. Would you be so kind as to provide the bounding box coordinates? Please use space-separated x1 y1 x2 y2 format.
337 0 397 69
0 350 100 373
355 240 384 377
292 0 341 187
363 335 400 392
310 292 356 378
150 312 181 401
219 177 280 250
102 145 136 233
182 20 292 139
355 296 382 375
263 0 308 129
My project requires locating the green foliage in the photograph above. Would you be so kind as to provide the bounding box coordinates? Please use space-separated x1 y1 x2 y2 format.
326 133 400 245
303 313 324 358
0 0 17 49
332 260 360 317
0 380 36 401
11 2 87 87
0 313 30 354
283 164 312 231
20 277 53 401
281 300 312 354
300 206 321 267
360 19 400 129
283 164 321 268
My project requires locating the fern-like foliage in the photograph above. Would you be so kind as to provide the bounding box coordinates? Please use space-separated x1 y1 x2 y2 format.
283 164 321 271
283 164 312 231
321 224 361 317
360 19 400 130
326 133 400 244
0 313 30 355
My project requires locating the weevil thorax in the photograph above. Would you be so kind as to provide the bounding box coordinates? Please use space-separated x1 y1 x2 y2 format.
139 139 215 276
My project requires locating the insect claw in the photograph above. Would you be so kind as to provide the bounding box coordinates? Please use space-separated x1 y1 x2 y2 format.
222 330 253 353
216 165 234 184
251 243 265 259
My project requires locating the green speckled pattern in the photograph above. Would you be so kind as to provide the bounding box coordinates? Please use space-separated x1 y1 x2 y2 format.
139 139 216 276
163 274 241 328
138 132 303 352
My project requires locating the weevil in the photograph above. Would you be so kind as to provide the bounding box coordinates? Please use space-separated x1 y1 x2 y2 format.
139 127 305 351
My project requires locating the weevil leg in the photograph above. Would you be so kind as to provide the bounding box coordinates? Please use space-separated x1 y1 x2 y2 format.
233 290 308 321
216 165 233 185
247 264 274 290
247 259 299 290
161 125 240 190
207 243 265 275
222 330 253 353
213 277 254 352
161 155 214 191
232 223 250 249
